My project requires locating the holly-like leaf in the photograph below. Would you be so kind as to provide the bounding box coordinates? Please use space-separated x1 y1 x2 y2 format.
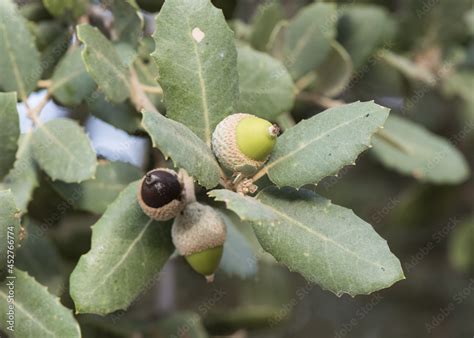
32 118 97 183
0 269 81 337
249 2 284 51
77 24 131 103
0 0 41 99
253 187 404 296
283 3 337 80
218 211 258 279
0 92 20 180
142 111 221 189
208 189 279 225
371 115 470 184
50 48 96 106
2 133 40 211
152 0 239 144
338 4 396 69
16 218 66 296
310 40 353 97
236 46 295 120
0 190 20 279
263 101 390 188
52 160 143 215
70 182 174 315
42 0 87 18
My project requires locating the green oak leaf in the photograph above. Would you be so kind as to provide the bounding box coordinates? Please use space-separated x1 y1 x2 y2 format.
70 181 174 315
448 217 474 273
87 91 142 134
208 189 279 225
152 0 239 144
236 46 295 120
310 40 353 97
371 115 470 184
108 0 142 48
32 118 97 183
338 4 396 69
142 111 221 189
0 269 81 337
263 101 390 188
218 211 258 279
0 0 41 99
0 190 20 279
52 160 143 215
77 24 131 103
0 92 20 180
42 0 88 18
283 3 337 80
249 2 284 51
16 217 66 296
253 187 404 296
50 48 97 106
2 132 40 211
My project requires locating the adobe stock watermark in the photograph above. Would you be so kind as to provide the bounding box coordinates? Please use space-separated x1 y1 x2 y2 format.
335 293 384 338
3 224 17 333
404 217 459 273
268 282 314 328
167 287 227 338
425 278 474 334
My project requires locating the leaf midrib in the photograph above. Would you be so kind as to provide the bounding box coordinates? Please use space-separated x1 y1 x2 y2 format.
145 113 219 169
261 203 385 270
0 290 56 337
83 218 154 299
0 21 27 99
186 18 212 145
266 112 370 173
50 68 88 93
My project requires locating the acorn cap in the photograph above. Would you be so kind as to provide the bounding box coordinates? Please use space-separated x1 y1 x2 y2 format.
137 168 186 221
212 113 277 176
171 202 226 256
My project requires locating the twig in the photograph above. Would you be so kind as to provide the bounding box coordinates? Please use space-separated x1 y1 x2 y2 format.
23 90 52 126
37 79 52 88
140 84 163 95
251 166 268 183
129 67 160 113
295 72 317 93
297 92 344 109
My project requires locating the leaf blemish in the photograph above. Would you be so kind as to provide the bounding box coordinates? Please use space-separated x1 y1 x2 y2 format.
192 27 205 43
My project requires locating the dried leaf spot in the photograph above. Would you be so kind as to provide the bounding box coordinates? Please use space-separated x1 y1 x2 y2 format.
192 27 205 43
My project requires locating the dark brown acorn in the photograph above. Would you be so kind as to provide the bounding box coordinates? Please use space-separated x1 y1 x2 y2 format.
137 168 186 221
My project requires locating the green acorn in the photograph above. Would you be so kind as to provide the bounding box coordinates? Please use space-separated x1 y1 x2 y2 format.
172 202 226 282
212 113 279 176
137 168 186 221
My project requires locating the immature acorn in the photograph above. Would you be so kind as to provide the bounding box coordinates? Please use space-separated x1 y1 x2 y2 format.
172 202 226 282
212 113 280 175
137 168 186 221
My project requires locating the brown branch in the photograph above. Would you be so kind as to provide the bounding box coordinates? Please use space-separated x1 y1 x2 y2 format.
129 67 160 114
297 92 344 109
140 84 163 95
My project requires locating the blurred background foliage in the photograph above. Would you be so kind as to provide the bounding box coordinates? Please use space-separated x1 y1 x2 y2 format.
1 0 473 337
